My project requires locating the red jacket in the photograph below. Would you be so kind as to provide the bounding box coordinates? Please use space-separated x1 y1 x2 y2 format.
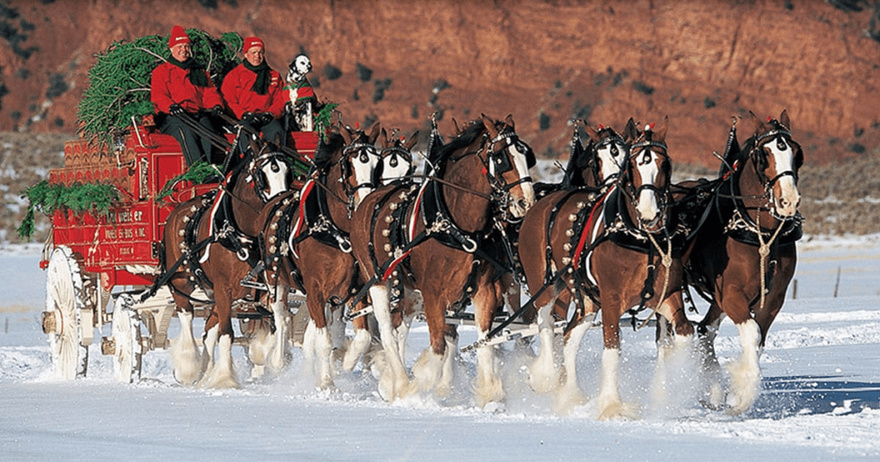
150 62 224 114
220 64 287 119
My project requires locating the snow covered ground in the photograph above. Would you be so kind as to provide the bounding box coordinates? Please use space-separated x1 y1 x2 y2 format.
1 237 879 460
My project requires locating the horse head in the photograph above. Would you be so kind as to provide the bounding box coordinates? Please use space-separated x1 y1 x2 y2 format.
582 120 629 187
623 116 671 233
746 110 802 218
339 122 383 209
480 114 536 218
376 128 419 185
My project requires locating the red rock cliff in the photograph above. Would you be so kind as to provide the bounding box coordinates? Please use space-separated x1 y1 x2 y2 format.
1 0 879 165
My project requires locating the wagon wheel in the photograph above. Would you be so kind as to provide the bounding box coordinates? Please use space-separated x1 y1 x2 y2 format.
111 294 143 383
45 246 89 379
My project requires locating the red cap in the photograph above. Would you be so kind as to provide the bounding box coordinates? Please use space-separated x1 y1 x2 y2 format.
243 36 264 52
168 25 190 48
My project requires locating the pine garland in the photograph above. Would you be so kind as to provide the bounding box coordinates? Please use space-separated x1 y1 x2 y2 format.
315 103 338 143
76 29 242 146
156 161 222 201
17 181 120 240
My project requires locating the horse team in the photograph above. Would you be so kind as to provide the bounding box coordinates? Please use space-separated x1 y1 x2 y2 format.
160 110 803 419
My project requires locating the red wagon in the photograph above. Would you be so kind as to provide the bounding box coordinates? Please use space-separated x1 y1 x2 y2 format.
39 122 318 382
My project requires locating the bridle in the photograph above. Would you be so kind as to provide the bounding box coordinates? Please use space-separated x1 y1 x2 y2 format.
591 129 627 187
336 140 381 209
622 137 671 232
476 128 535 221
750 126 801 190
378 143 414 183
247 147 293 202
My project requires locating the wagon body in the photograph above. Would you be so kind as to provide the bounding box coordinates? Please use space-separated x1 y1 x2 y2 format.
40 123 318 382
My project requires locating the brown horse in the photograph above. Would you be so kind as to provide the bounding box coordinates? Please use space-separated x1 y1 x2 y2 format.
162 134 294 388
258 123 383 388
338 128 420 371
520 117 694 418
683 110 802 414
517 120 634 398
350 115 536 406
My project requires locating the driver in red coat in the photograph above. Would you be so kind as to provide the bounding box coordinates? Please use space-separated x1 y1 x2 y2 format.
151 25 225 166
220 36 288 146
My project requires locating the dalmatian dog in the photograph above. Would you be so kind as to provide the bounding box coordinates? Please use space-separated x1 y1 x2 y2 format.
287 54 316 131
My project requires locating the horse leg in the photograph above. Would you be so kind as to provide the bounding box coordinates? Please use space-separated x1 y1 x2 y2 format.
595 297 638 420
394 289 422 370
470 279 508 408
342 301 373 371
199 290 240 389
696 302 726 409
369 284 410 400
169 293 205 385
528 287 562 395
554 297 595 414
719 288 763 415
649 293 696 414
307 298 335 390
328 302 346 364
409 297 451 400
267 285 291 374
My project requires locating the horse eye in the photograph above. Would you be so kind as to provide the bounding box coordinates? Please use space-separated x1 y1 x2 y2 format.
390 158 398 167
271 163 280 173
360 153 369 163
777 139 787 150
611 145 619 156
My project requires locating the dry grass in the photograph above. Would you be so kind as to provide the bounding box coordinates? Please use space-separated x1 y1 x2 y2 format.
0 132 876 243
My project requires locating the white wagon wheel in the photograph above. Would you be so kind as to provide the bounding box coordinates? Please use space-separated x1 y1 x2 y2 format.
45 246 89 379
111 294 143 383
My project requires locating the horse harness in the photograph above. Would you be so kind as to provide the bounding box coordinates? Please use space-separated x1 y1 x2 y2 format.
348 129 531 316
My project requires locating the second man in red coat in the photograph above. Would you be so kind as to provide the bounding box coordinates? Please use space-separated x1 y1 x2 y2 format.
221 36 289 146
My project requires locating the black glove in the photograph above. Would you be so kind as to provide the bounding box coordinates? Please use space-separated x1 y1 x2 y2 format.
256 112 274 126
169 103 185 116
284 101 294 115
241 112 256 126
209 105 223 117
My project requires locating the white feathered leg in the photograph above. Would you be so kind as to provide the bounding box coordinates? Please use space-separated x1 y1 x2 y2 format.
697 317 725 409
267 298 291 373
554 315 592 414
200 333 240 389
313 325 335 389
595 348 638 420
528 302 561 394
726 319 762 414
198 324 219 386
370 285 410 401
170 310 205 385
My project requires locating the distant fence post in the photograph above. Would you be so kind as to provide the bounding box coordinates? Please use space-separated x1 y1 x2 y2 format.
792 279 797 300
833 265 841 298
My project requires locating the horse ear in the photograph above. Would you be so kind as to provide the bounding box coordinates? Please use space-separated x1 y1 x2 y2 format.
583 122 600 142
654 116 669 141
623 117 638 141
368 122 382 144
341 125 354 145
378 128 388 149
481 114 499 138
452 117 461 135
504 114 515 130
779 109 791 130
404 131 420 150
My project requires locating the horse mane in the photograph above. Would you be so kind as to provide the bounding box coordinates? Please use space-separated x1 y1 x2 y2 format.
429 121 487 176
313 131 345 172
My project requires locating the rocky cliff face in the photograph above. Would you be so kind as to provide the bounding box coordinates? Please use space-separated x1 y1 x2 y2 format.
2 0 879 165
